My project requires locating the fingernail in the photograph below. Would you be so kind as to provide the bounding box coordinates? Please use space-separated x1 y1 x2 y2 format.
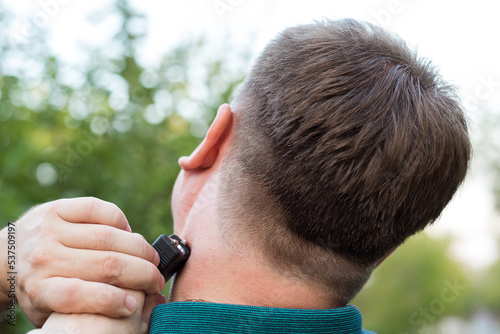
159 276 166 291
125 295 138 312
153 250 160 266
126 224 132 233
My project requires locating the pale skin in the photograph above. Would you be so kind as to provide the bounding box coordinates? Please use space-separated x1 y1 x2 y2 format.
3 104 393 333
26 290 165 334
0 197 165 330
167 104 333 308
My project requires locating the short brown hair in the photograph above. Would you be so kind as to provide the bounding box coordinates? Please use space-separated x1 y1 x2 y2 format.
218 19 471 304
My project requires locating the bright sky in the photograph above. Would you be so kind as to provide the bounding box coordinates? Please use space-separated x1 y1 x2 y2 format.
5 0 500 269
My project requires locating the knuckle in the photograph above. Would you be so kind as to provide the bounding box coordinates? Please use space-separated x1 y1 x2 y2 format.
30 248 52 267
109 202 121 213
134 233 151 259
109 203 126 228
143 262 160 290
44 202 59 218
101 255 122 281
93 228 114 250
133 232 147 242
34 203 60 230
55 281 79 309
95 288 115 309
82 197 99 221
109 206 119 227
51 198 67 208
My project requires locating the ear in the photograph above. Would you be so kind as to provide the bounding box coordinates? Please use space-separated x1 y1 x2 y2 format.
178 104 233 171
376 248 397 268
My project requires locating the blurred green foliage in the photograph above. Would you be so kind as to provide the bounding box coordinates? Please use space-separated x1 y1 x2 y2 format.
0 1 245 332
0 2 245 239
1 1 499 333
353 233 475 333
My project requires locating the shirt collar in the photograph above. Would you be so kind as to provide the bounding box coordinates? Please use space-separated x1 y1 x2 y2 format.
150 301 364 333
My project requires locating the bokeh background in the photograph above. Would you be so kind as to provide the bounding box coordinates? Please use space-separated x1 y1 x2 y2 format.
1 0 499 333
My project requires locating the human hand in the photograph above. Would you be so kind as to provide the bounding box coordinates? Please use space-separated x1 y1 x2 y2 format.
26 289 165 334
0 197 165 327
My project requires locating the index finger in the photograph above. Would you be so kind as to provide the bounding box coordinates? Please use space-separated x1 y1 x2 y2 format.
55 197 131 232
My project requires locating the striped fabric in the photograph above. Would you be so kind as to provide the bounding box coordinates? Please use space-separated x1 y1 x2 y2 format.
149 302 375 333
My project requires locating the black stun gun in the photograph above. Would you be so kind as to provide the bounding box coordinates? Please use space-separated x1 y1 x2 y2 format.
152 234 191 281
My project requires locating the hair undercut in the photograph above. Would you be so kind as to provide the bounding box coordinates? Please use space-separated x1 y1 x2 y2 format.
218 19 471 304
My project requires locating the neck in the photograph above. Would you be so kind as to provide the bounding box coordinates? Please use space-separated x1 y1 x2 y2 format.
170 212 334 309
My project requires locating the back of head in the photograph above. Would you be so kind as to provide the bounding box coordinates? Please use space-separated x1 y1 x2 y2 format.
218 19 471 304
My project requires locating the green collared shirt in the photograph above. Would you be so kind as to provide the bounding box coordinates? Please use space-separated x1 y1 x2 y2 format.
149 302 375 333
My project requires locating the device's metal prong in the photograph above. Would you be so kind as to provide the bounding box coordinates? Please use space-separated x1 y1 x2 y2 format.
181 239 187 246
152 234 191 282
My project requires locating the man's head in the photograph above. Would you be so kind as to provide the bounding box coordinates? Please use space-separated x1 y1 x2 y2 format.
173 19 471 305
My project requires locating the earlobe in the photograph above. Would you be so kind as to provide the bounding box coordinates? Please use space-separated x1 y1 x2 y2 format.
178 104 233 171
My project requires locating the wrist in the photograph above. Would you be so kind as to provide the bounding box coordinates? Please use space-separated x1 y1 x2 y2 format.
0 226 11 304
